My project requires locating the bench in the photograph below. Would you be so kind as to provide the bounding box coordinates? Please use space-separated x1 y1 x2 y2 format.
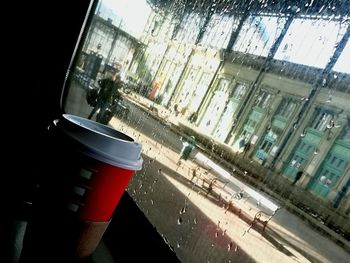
202 178 217 189
248 209 279 233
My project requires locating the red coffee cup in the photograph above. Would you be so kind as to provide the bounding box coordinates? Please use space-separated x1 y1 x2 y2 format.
54 114 143 221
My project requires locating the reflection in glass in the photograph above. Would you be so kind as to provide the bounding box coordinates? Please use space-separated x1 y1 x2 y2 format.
63 1 350 262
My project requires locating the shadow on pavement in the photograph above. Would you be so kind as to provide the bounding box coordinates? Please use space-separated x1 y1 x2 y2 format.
116 155 298 262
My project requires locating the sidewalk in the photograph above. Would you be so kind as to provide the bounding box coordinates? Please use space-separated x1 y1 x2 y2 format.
110 116 306 262
120 91 350 263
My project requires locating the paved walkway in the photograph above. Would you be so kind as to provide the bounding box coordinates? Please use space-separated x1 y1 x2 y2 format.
119 91 350 263
110 117 308 262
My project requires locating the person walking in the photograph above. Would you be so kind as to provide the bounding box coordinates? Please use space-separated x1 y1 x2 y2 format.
292 168 303 186
87 72 122 121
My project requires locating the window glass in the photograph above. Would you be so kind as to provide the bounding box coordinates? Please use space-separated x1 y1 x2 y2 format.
233 15 286 57
63 1 350 262
200 14 239 49
311 109 334 132
333 40 350 73
274 17 349 68
275 98 296 119
174 13 202 44
254 90 272 109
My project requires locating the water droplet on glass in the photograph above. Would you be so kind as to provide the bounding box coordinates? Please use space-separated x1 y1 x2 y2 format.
177 217 183 225
228 242 233 251
180 206 186 214
150 200 154 205
177 242 181 248
194 218 197 224
162 234 169 245
235 245 238 252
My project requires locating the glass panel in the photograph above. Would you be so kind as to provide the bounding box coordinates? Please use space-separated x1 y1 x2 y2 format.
174 13 202 44
254 91 272 109
332 39 350 74
274 17 348 68
62 1 350 263
198 79 230 134
311 109 334 132
275 98 296 119
233 15 286 57
200 14 239 49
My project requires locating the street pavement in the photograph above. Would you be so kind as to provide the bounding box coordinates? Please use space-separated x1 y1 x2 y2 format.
120 91 350 263
64 81 350 263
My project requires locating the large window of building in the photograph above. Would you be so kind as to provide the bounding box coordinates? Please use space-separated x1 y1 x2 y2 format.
198 78 230 134
311 108 335 133
255 98 297 164
275 98 297 119
213 83 248 141
254 90 272 109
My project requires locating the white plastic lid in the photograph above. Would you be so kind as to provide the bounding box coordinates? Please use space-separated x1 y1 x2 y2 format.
56 114 143 171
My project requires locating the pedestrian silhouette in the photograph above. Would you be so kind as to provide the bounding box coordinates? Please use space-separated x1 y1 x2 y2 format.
292 169 303 186
88 73 122 122
205 178 216 197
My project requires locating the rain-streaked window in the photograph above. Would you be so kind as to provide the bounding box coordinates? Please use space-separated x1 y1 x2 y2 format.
311 109 335 132
200 14 239 49
333 39 350 73
62 0 350 262
275 98 297 119
174 13 202 44
233 15 286 57
274 17 349 68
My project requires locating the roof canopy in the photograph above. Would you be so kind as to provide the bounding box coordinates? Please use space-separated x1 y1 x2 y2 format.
147 0 350 17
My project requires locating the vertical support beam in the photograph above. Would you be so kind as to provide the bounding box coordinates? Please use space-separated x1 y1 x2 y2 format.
105 28 119 66
226 11 250 51
83 16 97 53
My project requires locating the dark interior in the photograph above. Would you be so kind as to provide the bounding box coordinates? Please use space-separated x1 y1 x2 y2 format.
2 1 179 262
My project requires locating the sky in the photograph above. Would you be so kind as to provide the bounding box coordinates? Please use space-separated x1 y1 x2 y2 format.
99 0 349 73
101 0 151 38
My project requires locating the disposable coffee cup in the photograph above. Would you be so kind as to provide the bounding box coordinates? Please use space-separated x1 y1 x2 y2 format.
53 113 143 221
